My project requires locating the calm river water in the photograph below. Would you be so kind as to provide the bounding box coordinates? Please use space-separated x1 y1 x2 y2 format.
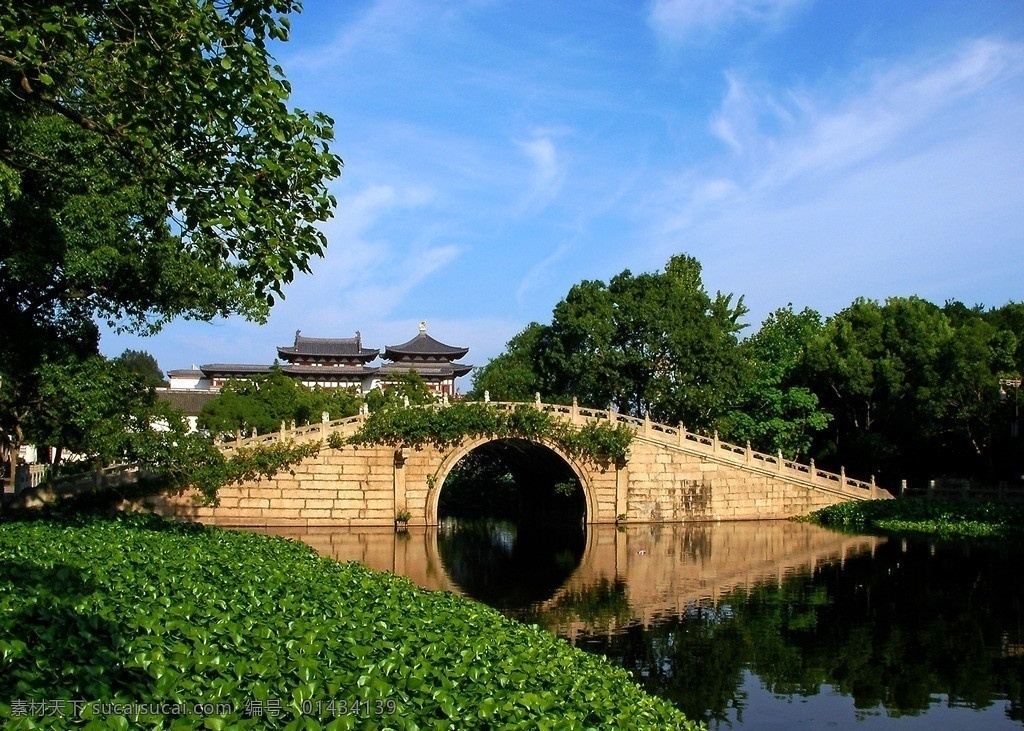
251 520 1024 730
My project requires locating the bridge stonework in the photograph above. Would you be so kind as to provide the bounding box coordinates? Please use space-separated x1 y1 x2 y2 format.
142 402 891 527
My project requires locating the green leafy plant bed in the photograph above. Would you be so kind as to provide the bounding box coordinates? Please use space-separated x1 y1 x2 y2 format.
347 402 633 466
807 498 1024 539
0 512 699 729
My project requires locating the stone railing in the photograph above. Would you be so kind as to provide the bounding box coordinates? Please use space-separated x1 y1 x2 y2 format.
218 413 366 456
217 398 888 501
519 398 885 501
3 463 142 508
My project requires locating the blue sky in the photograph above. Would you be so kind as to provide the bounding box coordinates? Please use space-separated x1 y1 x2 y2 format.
102 0 1024 386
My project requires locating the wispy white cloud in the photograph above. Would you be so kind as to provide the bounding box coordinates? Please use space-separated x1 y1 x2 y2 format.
645 38 1024 323
514 130 568 214
648 0 806 43
284 0 432 72
749 39 1024 192
279 181 459 323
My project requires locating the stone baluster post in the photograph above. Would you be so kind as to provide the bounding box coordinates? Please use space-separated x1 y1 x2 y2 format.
810 459 816 483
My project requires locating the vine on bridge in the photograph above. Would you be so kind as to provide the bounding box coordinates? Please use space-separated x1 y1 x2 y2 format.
337 402 633 465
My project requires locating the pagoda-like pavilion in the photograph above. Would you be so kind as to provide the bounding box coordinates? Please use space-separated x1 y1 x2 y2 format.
379 322 472 396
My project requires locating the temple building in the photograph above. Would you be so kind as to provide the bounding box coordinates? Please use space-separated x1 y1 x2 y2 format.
165 323 472 396
379 325 473 396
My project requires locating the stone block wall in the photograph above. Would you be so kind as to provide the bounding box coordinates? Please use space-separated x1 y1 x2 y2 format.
621 436 843 522
141 417 869 528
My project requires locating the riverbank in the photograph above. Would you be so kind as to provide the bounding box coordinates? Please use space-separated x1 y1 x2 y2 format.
0 510 699 729
807 497 1024 538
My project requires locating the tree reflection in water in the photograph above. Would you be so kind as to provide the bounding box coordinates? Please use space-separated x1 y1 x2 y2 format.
537 537 1024 728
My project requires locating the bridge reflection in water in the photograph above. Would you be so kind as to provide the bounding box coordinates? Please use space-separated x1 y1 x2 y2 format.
247 520 882 635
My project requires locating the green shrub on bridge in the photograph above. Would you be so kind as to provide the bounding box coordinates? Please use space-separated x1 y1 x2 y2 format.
348 401 633 464
0 512 700 729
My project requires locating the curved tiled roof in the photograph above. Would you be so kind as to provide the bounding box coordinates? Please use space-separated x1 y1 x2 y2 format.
277 332 379 361
384 332 469 361
200 363 274 375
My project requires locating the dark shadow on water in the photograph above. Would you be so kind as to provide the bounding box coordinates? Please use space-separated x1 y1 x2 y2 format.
436 518 585 608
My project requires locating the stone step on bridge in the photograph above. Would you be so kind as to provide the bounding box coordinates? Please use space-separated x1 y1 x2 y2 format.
141 400 892 528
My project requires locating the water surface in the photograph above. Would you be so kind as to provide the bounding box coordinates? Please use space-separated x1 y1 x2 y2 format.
251 521 1024 729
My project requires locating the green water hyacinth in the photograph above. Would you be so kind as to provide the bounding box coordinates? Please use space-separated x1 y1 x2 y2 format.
0 512 700 729
807 498 1024 539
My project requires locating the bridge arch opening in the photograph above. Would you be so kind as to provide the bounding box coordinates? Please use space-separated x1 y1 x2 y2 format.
434 438 589 527
430 438 590 607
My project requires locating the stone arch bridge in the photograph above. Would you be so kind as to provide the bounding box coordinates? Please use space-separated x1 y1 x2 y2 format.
147 401 891 527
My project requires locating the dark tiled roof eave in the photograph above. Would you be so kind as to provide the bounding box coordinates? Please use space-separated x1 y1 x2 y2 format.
378 362 472 378
166 369 204 378
278 348 379 362
156 388 219 416
281 365 379 377
200 364 274 376
383 332 469 360
278 334 379 360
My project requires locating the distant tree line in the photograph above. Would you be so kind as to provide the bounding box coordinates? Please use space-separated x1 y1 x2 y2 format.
470 254 1024 487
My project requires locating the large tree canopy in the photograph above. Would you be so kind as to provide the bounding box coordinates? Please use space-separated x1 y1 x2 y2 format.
0 0 342 327
474 254 749 432
0 0 342 477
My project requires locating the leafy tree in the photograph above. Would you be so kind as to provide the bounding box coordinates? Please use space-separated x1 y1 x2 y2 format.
536 254 748 430
721 305 831 459
114 349 167 389
365 369 436 411
805 297 952 481
469 323 546 402
198 369 360 439
805 296 1022 483
0 0 341 488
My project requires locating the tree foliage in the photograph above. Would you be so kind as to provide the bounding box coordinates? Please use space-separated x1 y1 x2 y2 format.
474 255 1023 486
476 254 748 432
469 323 546 402
365 369 436 411
198 369 360 439
0 0 341 492
114 349 167 389
805 297 1023 483
721 305 831 460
